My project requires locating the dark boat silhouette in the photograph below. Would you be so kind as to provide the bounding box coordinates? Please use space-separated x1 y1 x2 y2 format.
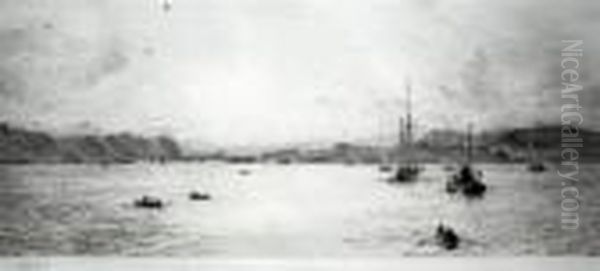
391 165 421 182
445 123 486 197
446 165 486 197
435 223 460 250
528 162 547 172
189 191 211 201
387 80 422 183
134 195 164 209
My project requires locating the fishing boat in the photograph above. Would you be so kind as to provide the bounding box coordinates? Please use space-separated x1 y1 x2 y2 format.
435 223 460 250
189 191 212 201
392 165 421 182
446 123 486 197
446 165 486 196
134 195 165 209
387 81 422 183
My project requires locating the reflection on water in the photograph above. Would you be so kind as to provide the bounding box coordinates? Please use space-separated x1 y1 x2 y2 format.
0 163 598 256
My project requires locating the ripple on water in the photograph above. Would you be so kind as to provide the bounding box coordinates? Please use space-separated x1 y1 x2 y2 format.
0 163 597 256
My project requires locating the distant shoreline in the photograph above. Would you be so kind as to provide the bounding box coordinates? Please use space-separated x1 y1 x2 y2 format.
2 122 600 165
0 122 183 165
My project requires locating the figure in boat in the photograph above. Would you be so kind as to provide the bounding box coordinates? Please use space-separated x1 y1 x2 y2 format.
435 223 460 250
446 122 487 197
387 80 423 183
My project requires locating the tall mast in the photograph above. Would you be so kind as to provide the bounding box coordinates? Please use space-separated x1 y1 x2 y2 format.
405 81 413 147
405 79 416 167
399 117 405 146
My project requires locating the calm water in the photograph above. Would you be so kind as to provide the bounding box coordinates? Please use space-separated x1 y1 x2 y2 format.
0 163 598 257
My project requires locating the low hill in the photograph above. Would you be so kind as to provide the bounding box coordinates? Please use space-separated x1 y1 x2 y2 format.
0 123 182 164
490 125 600 162
420 125 600 163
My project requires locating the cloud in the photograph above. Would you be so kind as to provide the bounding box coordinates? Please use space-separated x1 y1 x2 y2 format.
0 0 598 146
0 2 132 123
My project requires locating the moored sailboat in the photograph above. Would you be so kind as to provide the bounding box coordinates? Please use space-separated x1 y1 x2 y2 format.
446 122 486 197
388 81 422 183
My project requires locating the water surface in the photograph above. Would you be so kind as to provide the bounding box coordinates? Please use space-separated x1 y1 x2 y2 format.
0 163 597 257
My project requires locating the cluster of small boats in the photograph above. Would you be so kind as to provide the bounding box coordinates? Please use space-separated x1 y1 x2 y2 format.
133 191 212 210
132 168 253 210
380 84 485 250
387 135 547 250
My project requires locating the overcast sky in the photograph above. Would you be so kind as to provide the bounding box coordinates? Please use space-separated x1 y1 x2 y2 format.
0 0 597 148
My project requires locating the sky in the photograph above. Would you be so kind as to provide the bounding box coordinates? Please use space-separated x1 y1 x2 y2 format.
0 0 598 148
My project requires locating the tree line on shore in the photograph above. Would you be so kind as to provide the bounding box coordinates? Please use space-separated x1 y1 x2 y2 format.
0 123 182 164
